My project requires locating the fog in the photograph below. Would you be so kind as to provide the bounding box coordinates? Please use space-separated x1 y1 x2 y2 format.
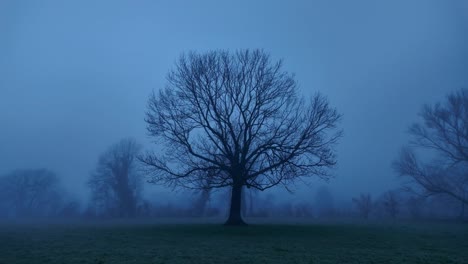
1 0 467 220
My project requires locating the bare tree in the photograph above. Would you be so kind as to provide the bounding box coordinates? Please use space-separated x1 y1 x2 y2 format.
394 89 468 206
88 138 142 218
142 49 342 225
381 190 399 219
352 193 372 219
0 169 64 218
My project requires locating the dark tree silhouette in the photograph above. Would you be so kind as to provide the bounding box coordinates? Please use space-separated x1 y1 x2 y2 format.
0 169 64 218
142 49 342 225
394 89 468 206
88 138 142 217
352 193 372 219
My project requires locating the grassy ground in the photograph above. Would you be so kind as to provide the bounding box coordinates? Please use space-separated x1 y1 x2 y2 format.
0 219 467 264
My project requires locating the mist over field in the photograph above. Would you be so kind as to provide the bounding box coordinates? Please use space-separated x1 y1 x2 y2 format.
1 0 467 263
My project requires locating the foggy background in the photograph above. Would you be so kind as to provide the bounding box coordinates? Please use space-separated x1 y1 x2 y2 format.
1 0 467 206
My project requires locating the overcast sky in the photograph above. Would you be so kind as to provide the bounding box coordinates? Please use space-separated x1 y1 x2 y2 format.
1 0 467 203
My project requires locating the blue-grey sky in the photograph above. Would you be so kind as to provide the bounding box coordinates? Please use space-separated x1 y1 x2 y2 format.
1 0 467 203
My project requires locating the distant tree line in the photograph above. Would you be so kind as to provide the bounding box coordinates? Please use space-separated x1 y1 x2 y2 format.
0 167 464 221
0 169 79 218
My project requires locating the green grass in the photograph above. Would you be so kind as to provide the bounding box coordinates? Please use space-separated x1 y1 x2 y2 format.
0 220 467 264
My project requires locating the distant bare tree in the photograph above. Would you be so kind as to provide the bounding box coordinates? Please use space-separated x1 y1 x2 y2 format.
381 190 399 219
394 89 468 207
88 138 142 217
0 169 64 218
352 193 372 219
142 49 342 225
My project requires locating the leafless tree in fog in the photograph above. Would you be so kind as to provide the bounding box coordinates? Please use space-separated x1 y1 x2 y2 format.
394 89 468 209
0 169 64 218
142 49 342 225
352 193 372 219
88 138 142 218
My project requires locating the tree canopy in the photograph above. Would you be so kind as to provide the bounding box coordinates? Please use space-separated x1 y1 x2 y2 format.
395 88 468 205
142 49 342 225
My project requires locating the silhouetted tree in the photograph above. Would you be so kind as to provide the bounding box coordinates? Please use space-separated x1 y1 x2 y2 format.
352 193 372 219
88 138 142 217
142 49 342 225
0 169 64 218
394 89 468 206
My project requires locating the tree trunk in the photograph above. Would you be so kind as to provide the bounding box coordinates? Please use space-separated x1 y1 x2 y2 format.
225 184 247 226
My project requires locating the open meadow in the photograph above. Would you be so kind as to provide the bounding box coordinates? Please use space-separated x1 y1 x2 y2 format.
0 219 467 264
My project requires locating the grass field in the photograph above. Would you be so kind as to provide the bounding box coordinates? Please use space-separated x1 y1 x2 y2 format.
0 219 467 264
